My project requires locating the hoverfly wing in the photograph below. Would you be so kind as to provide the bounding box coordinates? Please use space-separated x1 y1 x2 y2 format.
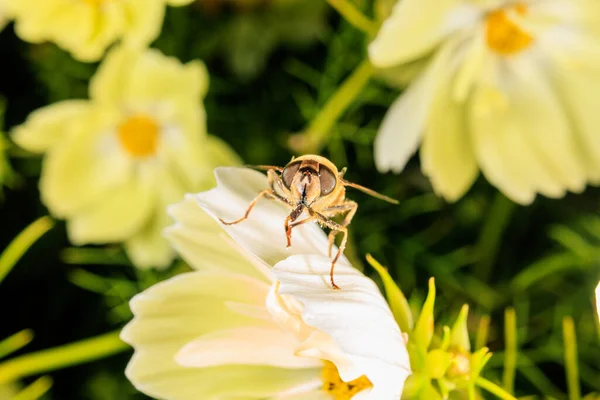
341 179 399 204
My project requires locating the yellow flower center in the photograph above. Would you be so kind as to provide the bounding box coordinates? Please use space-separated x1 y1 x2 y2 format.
117 115 160 158
485 4 534 55
322 361 372 399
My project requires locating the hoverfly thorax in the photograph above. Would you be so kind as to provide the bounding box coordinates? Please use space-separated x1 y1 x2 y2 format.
282 159 338 205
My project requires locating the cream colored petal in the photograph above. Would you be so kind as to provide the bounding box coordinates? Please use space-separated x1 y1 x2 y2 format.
374 37 460 173
91 45 208 109
270 381 327 400
158 107 208 188
67 174 154 245
165 195 268 280
89 44 134 104
10 0 65 43
195 167 333 267
11 100 90 153
469 84 556 204
122 271 320 400
125 51 208 108
470 57 586 204
125 214 175 270
38 106 130 210
47 3 114 62
64 3 125 62
368 0 480 68
176 327 321 369
271 254 411 399
166 0 195 6
551 66 600 183
125 166 187 269
39 114 133 217
123 0 165 48
421 61 478 202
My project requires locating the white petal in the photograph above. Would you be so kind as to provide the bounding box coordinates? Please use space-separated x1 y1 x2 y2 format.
176 326 320 369
374 37 461 173
369 0 480 67
122 270 320 400
270 254 411 400
195 167 333 266
165 194 269 280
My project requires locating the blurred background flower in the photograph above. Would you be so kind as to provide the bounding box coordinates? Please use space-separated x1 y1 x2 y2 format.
11 46 239 268
4 0 195 61
0 101 19 200
370 0 600 204
0 0 598 398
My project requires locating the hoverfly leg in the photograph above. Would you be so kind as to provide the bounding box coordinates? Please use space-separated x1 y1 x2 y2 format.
328 227 347 290
312 210 348 290
219 189 274 225
284 204 305 248
322 201 358 258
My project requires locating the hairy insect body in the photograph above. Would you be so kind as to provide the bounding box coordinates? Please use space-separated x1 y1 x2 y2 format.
219 155 397 289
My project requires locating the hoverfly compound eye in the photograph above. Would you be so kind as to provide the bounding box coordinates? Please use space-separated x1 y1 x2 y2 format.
319 165 337 196
282 161 301 189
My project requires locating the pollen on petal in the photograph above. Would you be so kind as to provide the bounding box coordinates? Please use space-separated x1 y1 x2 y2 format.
321 361 372 399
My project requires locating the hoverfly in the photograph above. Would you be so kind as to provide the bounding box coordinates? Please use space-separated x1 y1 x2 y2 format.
219 155 398 289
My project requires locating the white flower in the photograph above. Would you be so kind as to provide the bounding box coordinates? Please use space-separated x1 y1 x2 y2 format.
370 0 600 204
122 167 411 399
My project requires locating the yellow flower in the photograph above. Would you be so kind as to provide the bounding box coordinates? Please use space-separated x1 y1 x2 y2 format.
370 0 600 204
12 46 239 269
0 0 8 31
121 167 411 399
4 0 194 61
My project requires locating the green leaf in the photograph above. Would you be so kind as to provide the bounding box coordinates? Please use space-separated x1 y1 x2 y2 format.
366 254 414 333
450 304 471 352
412 277 436 355
426 349 451 379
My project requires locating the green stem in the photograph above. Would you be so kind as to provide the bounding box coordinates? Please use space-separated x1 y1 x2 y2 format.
0 330 34 360
0 216 54 284
61 247 130 266
0 330 128 384
474 193 516 282
476 377 518 400
12 376 52 400
289 59 374 154
563 317 581 400
502 307 517 395
475 315 490 350
327 0 379 36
